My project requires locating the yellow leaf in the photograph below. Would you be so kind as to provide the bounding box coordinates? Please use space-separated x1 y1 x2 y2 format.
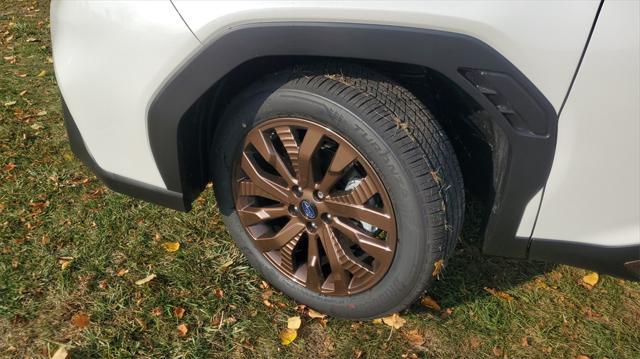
135 273 156 285
381 313 406 329
279 328 297 345
287 316 301 330
59 257 73 270
36 110 47 116
177 323 188 336
51 346 68 359
484 287 514 303
3 101 16 107
582 272 599 287
36 70 46 77
71 312 90 328
432 259 444 278
372 318 383 324
162 241 180 252
19 90 27 96
307 308 326 319
420 296 441 311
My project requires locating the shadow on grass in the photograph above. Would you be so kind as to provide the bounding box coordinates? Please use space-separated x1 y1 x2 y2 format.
424 196 555 310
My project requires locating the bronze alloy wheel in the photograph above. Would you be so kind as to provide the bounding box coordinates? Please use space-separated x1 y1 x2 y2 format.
232 117 397 295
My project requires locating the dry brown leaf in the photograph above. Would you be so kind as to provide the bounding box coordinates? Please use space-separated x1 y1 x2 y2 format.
576 355 591 359
173 306 185 319
469 336 481 349
581 272 599 288
279 328 297 345
162 241 180 252
521 336 530 347
484 287 514 302
115 268 129 277
440 308 453 319
307 308 326 319
420 296 441 311
177 323 188 336
492 346 503 357
262 299 273 308
432 259 444 278
135 273 156 285
51 346 68 359
403 329 425 347
59 257 73 270
71 312 90 328
151 307 162 317
262 289 273 300
382 313 406 329
287 316 302 330
214 288 224 298
18 90 26 96
259 280 270 289
3 163 16 172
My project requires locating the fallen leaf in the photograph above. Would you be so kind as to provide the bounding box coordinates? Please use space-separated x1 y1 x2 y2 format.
173 306 185 319
177 323 188 336
307 308 326 319
162 241 180 252
262 299 273 308
581 272 599 288
151 307 162 317
18 90 26 96
576 355 591 359
484 287 514 303
382 313 406 329
36 70 46 77
135 273 156 285
279 328 297 345
36 110 47 116
59 257 73 270
214 288 224 298
4 100 16 107
403 329 425 347
3 163 16 172
115 268 129 277
420 296 441 311
432 259 444 278
98 280 108 289
372 318 383 324
521 336 530 347
71 312 90 328
440 308 453 319
262 290 273 300
30 123 43 130
51 346 68 359
469 336 481 349
492 346 503 357
47 56 54 64
259 280 269 289
287 316 301 330
25 37 39 42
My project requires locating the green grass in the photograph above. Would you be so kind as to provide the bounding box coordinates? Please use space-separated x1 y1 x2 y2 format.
1 1 639 358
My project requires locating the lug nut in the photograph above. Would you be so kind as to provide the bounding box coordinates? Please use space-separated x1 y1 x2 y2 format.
314 190 325 201
288 205 298 216
306 222 318 232
321 213 333 223
292 186 303 197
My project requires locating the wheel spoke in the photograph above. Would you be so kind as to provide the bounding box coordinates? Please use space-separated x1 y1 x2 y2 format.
304 232 324 291
275 126 300 177
297 126 324 188
254 218 305 252
331 218 392 262
328 176 378 205
324 200 393 232
317 143 358 194
240 152 290 204
280 231 303 275
319 223 373 294
237 205 289 226
245 130 296 186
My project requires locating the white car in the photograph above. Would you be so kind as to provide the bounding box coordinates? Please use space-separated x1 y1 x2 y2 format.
50 1 639 319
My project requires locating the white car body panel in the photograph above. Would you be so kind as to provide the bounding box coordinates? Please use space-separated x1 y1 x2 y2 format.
51 0 200 188
533 1 640 247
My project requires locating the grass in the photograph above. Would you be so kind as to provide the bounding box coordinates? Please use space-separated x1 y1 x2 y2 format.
1 1 639 358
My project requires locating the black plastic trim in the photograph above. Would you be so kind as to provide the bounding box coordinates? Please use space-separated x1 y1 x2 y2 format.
148 22 559 258
529 238 640 280
61 99 188 211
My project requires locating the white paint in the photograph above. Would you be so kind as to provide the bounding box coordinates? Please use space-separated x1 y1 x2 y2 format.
51 0 200 187
533 1 640 246
516 189 542 238
173 0 599 112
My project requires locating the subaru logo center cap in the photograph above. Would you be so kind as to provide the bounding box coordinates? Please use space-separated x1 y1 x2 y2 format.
300 200 317 219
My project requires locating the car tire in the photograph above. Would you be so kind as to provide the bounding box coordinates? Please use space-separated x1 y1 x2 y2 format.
211 62 464 319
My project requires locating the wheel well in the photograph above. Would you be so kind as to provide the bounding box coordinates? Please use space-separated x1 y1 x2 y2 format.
178 56 495 220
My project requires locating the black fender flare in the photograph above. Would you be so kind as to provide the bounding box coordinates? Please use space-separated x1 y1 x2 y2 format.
147 22 558 258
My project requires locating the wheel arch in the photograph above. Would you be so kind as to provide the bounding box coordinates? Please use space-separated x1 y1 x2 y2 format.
148 22 558 258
